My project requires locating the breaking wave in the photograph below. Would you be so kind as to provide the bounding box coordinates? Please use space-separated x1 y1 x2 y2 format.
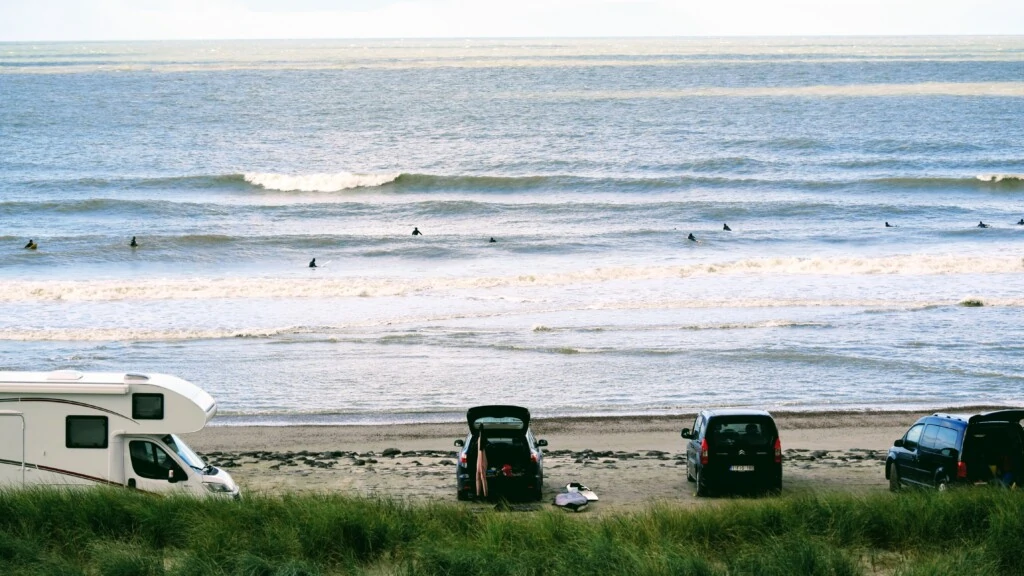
243 171 401 192
2 255 1021 303
976 174 1024 183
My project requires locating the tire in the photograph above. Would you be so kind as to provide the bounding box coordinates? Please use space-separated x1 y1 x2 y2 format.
937 475 951 492
696 468 709 497
457 489 469 501
889 463 901 492
687 463 695 483
768 475 782 495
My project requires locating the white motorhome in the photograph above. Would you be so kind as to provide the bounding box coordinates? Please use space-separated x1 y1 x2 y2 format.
0 370 239 498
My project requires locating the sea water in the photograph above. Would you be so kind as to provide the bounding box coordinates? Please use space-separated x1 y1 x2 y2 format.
1 37 1022 425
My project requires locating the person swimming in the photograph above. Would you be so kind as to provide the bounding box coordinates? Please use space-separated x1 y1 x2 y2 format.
130 236 138 247
978 221 990 228
723 223 731 231
1017 218 1024 225
24 239 37 250
687 233 697 242
885 222 896 227
412 227 422 236
308 258 317 268
489 237 496 243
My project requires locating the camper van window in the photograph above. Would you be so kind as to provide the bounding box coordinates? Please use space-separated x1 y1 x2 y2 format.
66 416 108 449
132 393 164 420
129 440 179 480
163 434 206 471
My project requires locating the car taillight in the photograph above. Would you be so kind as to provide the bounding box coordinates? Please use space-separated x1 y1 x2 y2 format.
531 453 538 463
774 437 782 464
957 460 967 479
700 438 709 466
459 453 467 465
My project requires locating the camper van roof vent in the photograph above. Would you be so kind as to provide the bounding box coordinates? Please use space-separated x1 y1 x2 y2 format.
46 370 84 381
124 373 150 382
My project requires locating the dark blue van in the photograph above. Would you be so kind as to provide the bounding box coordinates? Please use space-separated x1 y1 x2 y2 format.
886 410 1024 491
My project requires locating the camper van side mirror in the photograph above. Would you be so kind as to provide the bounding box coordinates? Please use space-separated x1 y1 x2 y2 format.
893 439 904 448
454 439 465 448
681 428 692 439
168 468 185 483
537 439 548 447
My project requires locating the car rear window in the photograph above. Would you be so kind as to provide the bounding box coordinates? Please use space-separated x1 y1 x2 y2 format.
708 417 777 446
474 416 525 431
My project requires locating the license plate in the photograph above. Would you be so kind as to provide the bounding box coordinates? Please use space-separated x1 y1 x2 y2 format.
730 465 755 472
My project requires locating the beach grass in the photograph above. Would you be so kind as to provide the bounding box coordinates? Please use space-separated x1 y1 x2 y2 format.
1 487 1022 575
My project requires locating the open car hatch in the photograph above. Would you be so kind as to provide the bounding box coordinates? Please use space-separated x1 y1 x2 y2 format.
467 405 530 433
969 410 1024 425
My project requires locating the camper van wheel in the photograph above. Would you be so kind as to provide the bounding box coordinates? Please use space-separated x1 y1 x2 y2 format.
937 475 951 492
457 489 469 501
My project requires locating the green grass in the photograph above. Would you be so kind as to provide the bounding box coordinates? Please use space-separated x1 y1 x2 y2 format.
2 488 1023 575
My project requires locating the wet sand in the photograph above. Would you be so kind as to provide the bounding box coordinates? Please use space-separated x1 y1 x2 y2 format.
182 408 1002 513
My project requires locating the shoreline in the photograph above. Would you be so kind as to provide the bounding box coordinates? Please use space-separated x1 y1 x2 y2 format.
205 404 1016 430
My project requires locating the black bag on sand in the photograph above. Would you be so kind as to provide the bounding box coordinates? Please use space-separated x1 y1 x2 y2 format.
553 491 589 511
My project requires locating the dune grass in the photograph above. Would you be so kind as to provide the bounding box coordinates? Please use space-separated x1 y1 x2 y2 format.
1 487 1022 575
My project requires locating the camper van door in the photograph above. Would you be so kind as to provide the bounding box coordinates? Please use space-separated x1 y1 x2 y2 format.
123 437 193 494
0 411 26 486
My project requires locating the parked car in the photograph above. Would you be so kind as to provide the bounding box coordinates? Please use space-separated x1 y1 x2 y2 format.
454 405 547 501
886 410 1024 491
681 409 782 496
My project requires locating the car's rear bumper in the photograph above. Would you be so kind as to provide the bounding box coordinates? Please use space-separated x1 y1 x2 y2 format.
701 463 781 488
457 468 541 497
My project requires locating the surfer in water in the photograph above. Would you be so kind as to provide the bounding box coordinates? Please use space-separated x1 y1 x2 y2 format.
308 258 317 268
489 237 496 243
885 222 896 227
978 221 990 228
1017 218 1023 225
723 223 731 231
24 239 37 250
412 227 422 236
130 236 138 247
687 233 697 242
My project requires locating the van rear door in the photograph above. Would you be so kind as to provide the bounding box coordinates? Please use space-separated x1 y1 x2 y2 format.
706 416 777 471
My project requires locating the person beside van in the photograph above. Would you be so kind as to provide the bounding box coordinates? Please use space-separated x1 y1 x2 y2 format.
475 429 489 498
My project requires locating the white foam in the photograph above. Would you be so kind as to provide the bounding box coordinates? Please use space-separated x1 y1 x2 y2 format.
976 174 1024 183
244 171 400 192
0 327 298 342
1 255 1021 303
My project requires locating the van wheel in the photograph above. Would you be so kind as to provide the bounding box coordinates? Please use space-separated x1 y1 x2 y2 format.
696 469 709 497
889 464 901 492
457 490 469 501
687 464 695 483
937 476 951 492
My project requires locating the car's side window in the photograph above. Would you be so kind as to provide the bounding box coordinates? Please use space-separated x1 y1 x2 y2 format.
904 424 925 447
694 416 704 439
935 426 959 450
920 425 940 450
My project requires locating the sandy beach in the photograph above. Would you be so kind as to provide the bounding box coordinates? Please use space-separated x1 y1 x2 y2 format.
182 408 1004 513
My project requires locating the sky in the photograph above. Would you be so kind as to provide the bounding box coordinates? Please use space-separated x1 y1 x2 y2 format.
1 0 1022 41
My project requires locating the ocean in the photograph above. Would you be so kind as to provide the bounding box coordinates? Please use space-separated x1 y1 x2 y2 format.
1 37 1022 425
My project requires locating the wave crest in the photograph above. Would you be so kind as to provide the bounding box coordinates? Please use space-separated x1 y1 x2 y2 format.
976 174 1024 183
243 171 400 192
2 255 1021 303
